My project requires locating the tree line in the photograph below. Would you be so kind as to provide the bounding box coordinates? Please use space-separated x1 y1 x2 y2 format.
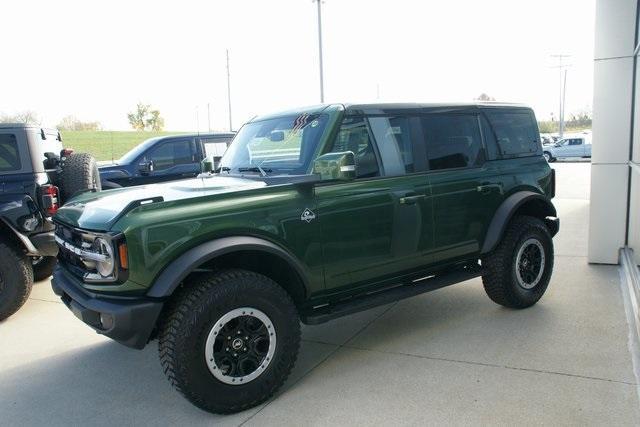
0 102 165 132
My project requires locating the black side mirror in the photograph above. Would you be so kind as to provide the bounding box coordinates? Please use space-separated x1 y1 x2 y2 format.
270 131 285 142
139 160 154 175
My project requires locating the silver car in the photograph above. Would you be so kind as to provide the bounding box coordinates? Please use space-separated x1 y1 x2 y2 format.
543 136 592 162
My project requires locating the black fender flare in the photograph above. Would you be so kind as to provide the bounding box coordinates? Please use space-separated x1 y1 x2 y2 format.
146 236 310 298
481 191 558 254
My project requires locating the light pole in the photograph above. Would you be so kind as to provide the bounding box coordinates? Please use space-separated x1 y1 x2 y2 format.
313 0 325 103
226 49 233 132
550 54 571 138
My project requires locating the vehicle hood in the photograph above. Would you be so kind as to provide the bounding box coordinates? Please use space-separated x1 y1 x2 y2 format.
54 175 266 230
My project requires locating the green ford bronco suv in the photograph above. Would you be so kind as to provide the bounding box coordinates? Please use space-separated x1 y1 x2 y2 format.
52 103 558 413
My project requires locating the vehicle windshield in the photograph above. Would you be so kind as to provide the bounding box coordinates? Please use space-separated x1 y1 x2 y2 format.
220 113 328 175
118 137 162 164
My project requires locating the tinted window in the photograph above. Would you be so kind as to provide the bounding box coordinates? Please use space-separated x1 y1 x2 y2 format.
485 111 539 156
147 140 194 171
368 116 415 175
569 139 582 146
326 117 379 178
0 134 21 172
421 114 483 170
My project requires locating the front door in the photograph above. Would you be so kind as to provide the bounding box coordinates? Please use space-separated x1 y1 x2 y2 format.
134 138 199 185
316 115 432 295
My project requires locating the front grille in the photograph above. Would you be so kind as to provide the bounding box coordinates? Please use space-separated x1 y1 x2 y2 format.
55 223 98 279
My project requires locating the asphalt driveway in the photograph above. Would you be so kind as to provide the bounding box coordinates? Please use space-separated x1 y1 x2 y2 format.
1 162 638 426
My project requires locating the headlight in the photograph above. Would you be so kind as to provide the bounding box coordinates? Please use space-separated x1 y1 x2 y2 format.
94 237 115 277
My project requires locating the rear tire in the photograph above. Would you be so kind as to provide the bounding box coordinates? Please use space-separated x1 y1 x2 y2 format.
482 216 554 309
59 153 102 202
32 256 57 281
158 269 300 414
0 242 33 321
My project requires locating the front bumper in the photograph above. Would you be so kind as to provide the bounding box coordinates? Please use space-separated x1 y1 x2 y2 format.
51 266 163 349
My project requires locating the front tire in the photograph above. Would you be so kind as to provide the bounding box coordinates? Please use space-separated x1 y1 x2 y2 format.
482 216 554 309
158 269 300 414
0 242 33 321
543 151 555 162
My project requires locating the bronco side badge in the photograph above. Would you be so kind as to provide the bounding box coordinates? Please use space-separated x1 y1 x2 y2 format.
301 208 316 223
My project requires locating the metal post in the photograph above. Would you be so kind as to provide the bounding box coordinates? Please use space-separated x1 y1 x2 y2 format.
315 0 325 103
226 49 233 132
550 54 571 139
207 103 211 132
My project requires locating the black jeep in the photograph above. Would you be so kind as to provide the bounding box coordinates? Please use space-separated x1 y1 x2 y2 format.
0 123 100 320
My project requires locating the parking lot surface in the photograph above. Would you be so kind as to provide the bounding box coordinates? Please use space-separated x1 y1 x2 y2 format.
1 162 638 426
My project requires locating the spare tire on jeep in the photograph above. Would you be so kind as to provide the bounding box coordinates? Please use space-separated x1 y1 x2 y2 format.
59 153 102 202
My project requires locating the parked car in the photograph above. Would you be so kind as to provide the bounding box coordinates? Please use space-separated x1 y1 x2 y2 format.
99 133 235 188
543 135 592 162
0 123 99 320
52 102 558 414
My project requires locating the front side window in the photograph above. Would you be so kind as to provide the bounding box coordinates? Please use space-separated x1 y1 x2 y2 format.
147 140 194 171
325 117 379 178
368 116 415 175
485 111 539 157
422 114 484 170
0 134 21 172
221 114 328 175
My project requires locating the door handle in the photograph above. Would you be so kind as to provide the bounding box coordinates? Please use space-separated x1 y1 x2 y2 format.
476 184 502 195
399 194 426 205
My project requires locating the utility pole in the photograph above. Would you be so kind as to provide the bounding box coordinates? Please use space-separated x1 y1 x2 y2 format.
226 49 233 132
207 103 211 132
550 54 571 138
313 0 325 103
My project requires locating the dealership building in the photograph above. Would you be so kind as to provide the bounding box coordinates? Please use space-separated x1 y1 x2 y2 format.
590 0 640 277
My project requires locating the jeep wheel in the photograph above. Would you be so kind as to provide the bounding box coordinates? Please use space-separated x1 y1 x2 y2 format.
59 153 102 202
0 242 33 321
158 269 300 414
481 216 554 309
543 151 555 163
32 256 57 281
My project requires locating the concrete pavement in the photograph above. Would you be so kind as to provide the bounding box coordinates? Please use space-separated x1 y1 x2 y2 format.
0 162 638 425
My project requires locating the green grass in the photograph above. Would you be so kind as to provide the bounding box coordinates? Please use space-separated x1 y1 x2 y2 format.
61 130 184 161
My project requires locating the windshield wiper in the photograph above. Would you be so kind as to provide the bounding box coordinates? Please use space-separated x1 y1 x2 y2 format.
238 166 272 177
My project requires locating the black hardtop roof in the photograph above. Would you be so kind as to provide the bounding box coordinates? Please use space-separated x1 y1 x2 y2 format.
155 132 236 140
343 102 531 114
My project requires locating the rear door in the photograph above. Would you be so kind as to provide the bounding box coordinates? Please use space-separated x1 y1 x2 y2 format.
423 112 503 264
315 115 432 295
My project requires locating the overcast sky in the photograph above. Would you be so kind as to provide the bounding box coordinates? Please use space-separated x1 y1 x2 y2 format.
0 0 595 131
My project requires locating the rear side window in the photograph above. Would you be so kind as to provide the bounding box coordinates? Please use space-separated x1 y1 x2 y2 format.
485 111 539 157
421 114 484 170
0 134 21 172
367 116 415 175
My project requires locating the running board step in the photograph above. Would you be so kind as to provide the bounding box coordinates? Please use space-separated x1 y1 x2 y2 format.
302 267 483 325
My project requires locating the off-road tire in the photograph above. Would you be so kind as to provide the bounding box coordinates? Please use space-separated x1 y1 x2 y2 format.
158 269 300 414
59 153 101 202
0 242 33 321
32 256 57 281
482 215 554 309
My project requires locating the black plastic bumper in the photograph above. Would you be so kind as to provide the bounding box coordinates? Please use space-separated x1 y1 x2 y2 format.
545 217 560 237
51 266 163 349
30 231 58 257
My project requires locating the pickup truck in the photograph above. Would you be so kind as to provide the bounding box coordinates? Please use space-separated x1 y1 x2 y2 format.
100 132 235 188
542 135 592 162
